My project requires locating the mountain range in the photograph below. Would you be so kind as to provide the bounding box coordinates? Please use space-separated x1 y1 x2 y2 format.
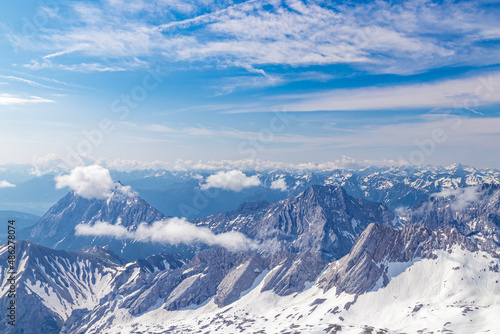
402 183 500 251
2 222 497 333
2 164 499 218
1 165 499 333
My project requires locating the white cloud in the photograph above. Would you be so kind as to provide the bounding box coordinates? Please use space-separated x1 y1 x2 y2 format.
200 170 261 191
31 153 67 175
23 59 141 72
394 206 409 216
270 178 287 191
283 72 500 112
170 157 405 171
432 186 481 211
0 180 15 188
75 217 256 251
44 155 406 172
169 0 457 70
18 0 500 74
55 165 135 199
75 220 129 238
0 75 63 90
0 93 54 105
335 116 500 150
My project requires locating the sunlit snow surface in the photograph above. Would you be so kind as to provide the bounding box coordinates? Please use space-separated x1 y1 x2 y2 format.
73 248 499 334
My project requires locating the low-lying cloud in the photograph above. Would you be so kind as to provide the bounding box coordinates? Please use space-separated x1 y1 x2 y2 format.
432 186 481 211
0 180 15 188
55 165 135 199
270 178 287 191
75 217 256 251
31 153 407 172
200 170 261 192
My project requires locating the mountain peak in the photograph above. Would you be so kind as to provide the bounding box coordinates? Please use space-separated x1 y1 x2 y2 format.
318 223 477 295
300 184 348 207
196 184 396 261
303 184 344 196
402 182 500 250
27 188 166 259
444 162 467 171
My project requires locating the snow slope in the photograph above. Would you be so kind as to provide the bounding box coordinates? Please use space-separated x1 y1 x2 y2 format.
64 247 500 334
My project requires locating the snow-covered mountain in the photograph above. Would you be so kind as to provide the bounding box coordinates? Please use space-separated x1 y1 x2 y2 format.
0 241 186 334
4 221 498 333
317 223 478 295
121 164 500 218
193 185 398 260
3 165 500 333
402 183 500 250
127 225 495 334
27 184 397 262
3 163 499 218
26 185 187 260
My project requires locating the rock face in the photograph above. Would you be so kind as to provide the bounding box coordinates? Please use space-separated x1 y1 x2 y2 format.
261 250 327 296
214 253 267 307
0 241 185 334
317 223 478 295
194 185 398 261
402 183 500 250
119 248 267 315
27 185 179 260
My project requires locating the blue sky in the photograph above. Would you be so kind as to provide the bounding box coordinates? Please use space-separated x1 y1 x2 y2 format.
1 0 500 169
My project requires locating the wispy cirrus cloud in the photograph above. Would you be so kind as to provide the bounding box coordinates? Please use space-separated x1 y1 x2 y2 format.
213 69 336 96
0 93 54 105
23 58 148 72
0 75 62 90
13 0 500 75
281 72 500 112
0 71 91 90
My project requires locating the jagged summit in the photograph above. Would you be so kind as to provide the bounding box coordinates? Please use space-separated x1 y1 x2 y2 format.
402 183 500 250
194 184 397 261
27 188 167 260
317 222 478 295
